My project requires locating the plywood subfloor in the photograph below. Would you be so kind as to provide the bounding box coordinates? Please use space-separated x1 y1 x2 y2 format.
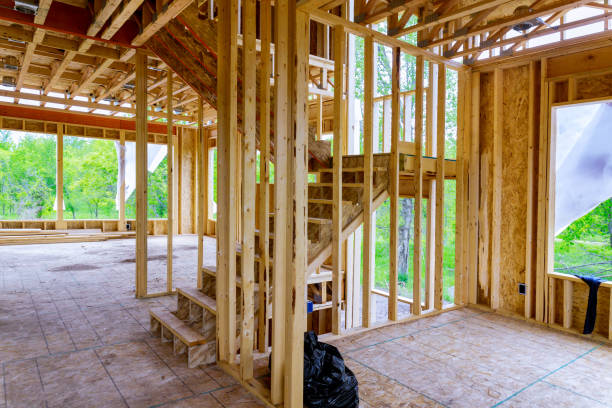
1 236 611 407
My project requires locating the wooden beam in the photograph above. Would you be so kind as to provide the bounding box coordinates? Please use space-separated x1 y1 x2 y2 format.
100 0 146 40
332 24 345 334
167 74 174 293
118 130 126 231
536 58 548 322
131 0 193 46
525 61 536 319
389 46 400 321
56 123 66 229
362 34 374 328
240 0 257 381
563 280 573 329
425 62 436 310
434 64 446 310
135 50 148 298
197 99 204 289
413 55 424 316
468 71 480 305
490 67 503 310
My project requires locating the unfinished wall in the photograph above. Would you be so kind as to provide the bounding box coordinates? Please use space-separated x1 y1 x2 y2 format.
473 45 612 340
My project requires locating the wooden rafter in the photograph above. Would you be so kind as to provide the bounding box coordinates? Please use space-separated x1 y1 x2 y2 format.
16 0 53 91
131 0 194 46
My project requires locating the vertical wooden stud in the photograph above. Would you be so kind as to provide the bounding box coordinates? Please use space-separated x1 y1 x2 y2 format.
362 35 374 328
389 46 400 321
525 61 536 319
197 99 204 289
425 62 437 311
490 67 503 310
119 130 126 232
434 64 446 310
135 49 148 298
56 124 66 229
536 58 549 322
468 71 480 305
167 73 174 293
413 55 424 316
563 280 573 329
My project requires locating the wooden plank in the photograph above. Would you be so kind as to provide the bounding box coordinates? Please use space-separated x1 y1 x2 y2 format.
434 64 446 311
362 35 374 328
490 67 503 310
389 46 400 321
468 72 480 305
332 24 345 335
197 100 204 289
118 131 126 232
548 278 556 324
167 74 174 293
383 98 392 152
56 124 66 229
425 62 437 311
135 50 148 298
536 58 549 322
257 0 272 354
563 280 573 329
413 55 424 316
525 61 536 319
131 0 193 46
240 0 257 381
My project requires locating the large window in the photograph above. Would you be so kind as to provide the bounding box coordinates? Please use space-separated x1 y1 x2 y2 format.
553 101 612 281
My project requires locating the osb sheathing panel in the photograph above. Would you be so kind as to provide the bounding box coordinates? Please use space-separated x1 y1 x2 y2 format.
575 73 612 101
548 45 612 78
554 279 611 338
478 72 494 305
500 65 529 316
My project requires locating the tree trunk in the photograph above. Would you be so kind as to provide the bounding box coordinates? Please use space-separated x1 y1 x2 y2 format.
398 198 414 280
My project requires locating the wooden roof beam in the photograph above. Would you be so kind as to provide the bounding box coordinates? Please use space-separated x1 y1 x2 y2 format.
131 0 194 46
360 0 426 26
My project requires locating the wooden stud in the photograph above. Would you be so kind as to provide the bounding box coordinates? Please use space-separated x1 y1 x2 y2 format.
167 73 174 294
197 99 205 290
536 58 549 322
490 67 503 310
413 55 424 316
257 0 271 354
434 64 446 311
118 130 126 232
525 61 536 319
389 46 400 321
468 71 480 305
609 290 612 340
362 35 374 328
425 62 437 311
56 124 66 230
240 0 256 381
549 278 556 325
135 49 148 298
332 24 345 335
563 280 573 329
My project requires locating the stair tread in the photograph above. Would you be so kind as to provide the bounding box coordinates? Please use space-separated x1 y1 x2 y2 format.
177 287 217 314
150 308 207 346
202 265 260 290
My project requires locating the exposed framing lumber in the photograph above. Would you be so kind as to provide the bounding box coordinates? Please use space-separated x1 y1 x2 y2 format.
434 64 446 310
425 61 436 310
468 71 480 305
362 35 374 328
240 0 257 381
490 67 503 310
525 61 537 318
197 99 204 289
135 49 148 298
131 0 193 46
389 46 400 321
167 74 174 293
332 24 345 334
412 55 424 316
118 131 126 231
563 280 572 329
56 123 66 229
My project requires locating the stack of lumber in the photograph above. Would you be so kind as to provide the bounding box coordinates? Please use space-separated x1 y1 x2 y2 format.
0 229 135 246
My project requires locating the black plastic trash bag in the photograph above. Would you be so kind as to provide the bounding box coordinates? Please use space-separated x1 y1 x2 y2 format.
303 331 359 408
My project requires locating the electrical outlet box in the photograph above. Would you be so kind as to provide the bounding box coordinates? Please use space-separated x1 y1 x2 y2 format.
518 283 526 295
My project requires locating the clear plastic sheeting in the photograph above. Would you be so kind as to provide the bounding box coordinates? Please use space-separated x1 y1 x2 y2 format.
555 102 612 235
114 141 167 210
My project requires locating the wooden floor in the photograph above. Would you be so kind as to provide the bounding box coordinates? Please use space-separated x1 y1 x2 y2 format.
1 236 610 408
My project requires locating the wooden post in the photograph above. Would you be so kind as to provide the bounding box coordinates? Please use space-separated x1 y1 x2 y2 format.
135 49 148 298
490 67 503 310
118 130 126 232
563 280 572 329
425 62 437 311
434 64 446 310
257 0 271 354
197 99 205 289
240 0 256 381
525 61 536 319
536 58 549 322
362 35 374 328
173 128 180 235
413 55 424 316
167 72 174 293
56 124 66 229
332 24 345 335
389 46 400 321
216 0 238 365
468 71 480 305
455 70 469 305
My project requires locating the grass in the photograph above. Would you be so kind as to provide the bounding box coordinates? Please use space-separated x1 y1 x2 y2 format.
554 239 612 281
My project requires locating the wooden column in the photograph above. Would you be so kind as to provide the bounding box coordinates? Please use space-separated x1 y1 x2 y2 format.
362 35 374 328
56 124 66 229
167 73 174 293
525 61 537 319
412 55 424 316
332 24 345 335
118 130 126 232
197 99 205 289
434 64 446 310
491 67 503 310
240 0 256 381
425 62 437 311
536 58 549 322
389 46 400 321
468 72 480 305
563 280 573 329
257 0 271 354
216 0 238 364
135 49 148 298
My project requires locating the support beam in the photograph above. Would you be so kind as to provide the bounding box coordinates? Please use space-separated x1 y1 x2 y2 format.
131 0 194 46
167 74 174 294
118 131 126 231
468 72 480 305
525 61 536 319
413 55 424 316
389 46 400 321
490 67 503 310
197 99 204 289
56 123 66 229
135 50 148 298
362 35 374 328
434 64 446 310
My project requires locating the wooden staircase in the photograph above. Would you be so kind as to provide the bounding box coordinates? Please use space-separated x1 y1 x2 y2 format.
148 153 390 366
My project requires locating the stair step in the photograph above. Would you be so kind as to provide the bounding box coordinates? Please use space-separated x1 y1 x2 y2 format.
150 308 207 347
178 288 217 315
202 265 260 291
